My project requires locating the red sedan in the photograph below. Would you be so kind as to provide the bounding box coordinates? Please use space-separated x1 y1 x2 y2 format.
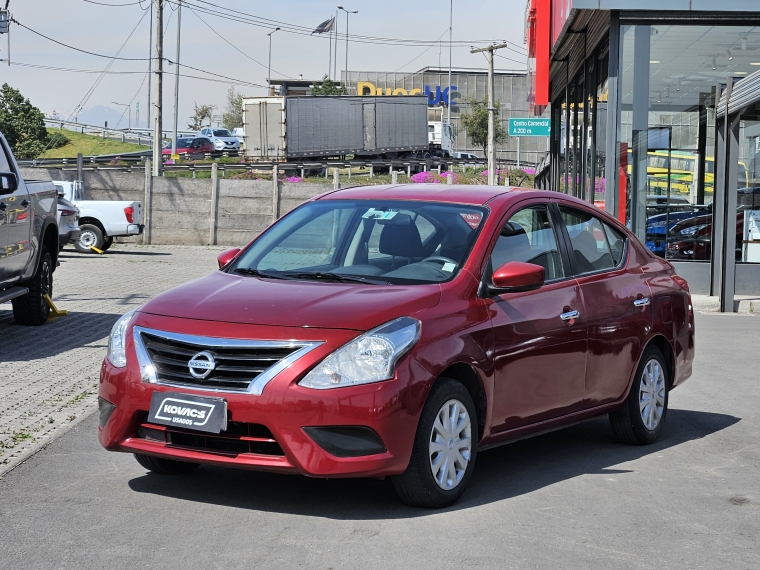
161 137 214 156
99 185 695 508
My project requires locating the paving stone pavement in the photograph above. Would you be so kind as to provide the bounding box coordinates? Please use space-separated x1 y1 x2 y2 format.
0 244 225 476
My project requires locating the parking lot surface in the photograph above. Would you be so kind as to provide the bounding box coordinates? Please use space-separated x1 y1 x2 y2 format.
1 248 758 569
0 245 224 474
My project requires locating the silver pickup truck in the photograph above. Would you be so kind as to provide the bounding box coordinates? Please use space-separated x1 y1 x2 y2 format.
0 133 60 325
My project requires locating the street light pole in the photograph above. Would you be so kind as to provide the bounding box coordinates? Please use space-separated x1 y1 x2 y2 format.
112 102 132 130
267 27 281 92
447 0 452 129
337 6 357 93
171 0 182 157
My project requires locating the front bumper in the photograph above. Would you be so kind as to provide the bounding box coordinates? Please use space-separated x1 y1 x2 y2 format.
98 314 428 478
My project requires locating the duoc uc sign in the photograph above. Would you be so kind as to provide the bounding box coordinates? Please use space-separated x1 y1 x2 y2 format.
357 81 458 106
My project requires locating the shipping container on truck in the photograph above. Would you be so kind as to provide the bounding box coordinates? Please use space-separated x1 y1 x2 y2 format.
242 95 438 161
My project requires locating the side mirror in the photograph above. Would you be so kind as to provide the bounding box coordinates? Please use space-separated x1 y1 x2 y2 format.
491 261 545 293
217 247 241 269
0 172 18 194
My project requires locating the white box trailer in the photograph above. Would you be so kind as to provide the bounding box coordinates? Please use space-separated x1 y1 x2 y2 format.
242 95 433 160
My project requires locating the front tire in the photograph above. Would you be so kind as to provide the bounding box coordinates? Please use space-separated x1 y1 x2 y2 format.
134 454 200 474
392 378 478 508
609 345 669 445
75 224 104 253
12 246 53 326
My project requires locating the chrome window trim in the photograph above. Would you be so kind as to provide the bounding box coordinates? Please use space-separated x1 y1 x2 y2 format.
132 325 323 396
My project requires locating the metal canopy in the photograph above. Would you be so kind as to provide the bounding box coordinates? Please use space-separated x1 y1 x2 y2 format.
717 68 760 118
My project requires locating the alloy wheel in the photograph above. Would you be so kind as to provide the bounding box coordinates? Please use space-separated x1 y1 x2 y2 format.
428 398 472 490
639 358 666 430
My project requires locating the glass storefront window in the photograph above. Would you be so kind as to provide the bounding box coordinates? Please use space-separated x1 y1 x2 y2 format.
619 24 760 261
738 115 760 263
594 51 609 211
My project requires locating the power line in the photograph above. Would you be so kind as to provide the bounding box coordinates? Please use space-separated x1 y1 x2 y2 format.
393 28 449 72
494 53 528 67
82 0 146 6
11 18 151 60
167 59 266 87
186 6 294 79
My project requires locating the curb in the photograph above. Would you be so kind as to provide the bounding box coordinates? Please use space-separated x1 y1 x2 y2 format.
691 295 759 314
0 405 98 480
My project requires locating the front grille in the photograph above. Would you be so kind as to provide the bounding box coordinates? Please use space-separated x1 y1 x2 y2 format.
139 331 300 391
137 420 284 456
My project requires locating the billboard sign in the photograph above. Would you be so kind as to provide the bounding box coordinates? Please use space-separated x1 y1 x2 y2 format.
552 0 572 48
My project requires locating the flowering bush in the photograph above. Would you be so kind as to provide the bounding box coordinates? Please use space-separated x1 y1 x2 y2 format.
285 176 303 183
410 171 440 183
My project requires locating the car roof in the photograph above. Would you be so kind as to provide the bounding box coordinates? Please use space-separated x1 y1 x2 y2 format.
319 184 516 206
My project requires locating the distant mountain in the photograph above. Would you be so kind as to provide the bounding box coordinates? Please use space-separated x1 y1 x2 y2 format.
76 106 134 129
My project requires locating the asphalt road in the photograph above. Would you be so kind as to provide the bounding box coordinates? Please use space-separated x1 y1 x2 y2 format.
1 312 758 570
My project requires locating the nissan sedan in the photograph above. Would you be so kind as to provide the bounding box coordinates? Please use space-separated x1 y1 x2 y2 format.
98 185 695 508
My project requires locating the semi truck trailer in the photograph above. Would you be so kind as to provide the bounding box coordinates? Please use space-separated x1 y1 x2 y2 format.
242 95 452 162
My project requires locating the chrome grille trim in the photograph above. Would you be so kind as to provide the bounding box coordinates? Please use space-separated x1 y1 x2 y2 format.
132 326 323 395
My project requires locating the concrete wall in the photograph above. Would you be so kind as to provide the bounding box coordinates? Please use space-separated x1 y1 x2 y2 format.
20 166 332 247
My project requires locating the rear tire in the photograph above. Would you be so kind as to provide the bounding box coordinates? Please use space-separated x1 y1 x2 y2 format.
134 454 200 474
392 378 478 508
12 247 53 326
101 236 114 251
609 345 669 445
75 224 104 253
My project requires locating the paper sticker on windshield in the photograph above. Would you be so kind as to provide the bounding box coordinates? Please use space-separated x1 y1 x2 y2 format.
460 212 483 230
442 262 457 273
363 208 398 220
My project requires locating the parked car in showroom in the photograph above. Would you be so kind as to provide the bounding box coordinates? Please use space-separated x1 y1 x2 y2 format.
0 132 60 325
197 127 240 152
162 137 214 158
98 185 695 508
57 194 80 251
53 181 142 253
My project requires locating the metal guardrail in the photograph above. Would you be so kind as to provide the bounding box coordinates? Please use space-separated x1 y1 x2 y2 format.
44 118 197 146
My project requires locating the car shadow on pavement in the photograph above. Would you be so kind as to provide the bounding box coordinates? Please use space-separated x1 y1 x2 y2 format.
59 250 173 258
127 409 739 519
0 310 124 361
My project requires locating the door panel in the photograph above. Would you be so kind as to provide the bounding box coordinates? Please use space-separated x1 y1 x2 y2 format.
488 281 587 431
486 202 586 432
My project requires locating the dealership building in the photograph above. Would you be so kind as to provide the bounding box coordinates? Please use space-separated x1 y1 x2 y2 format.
271 67 548 166
527 0 760 307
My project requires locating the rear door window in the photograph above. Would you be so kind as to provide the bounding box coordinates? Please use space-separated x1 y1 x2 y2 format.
559 206 624 274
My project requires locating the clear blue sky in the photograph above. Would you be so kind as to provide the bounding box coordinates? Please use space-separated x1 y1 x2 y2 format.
2 0 528 129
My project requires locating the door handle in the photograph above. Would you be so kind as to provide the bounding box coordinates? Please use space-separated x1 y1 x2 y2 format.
634 298 651 307
21 200 29 208
560 309 580 321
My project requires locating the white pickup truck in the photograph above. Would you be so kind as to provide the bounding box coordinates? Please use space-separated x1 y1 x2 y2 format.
53 181 143 253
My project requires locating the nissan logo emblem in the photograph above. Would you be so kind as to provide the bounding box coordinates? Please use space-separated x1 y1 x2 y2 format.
188 351 216 379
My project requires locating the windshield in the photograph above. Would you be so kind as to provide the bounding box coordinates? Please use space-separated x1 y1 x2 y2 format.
231 200 488 285
213 129 232 137
176 138 194 147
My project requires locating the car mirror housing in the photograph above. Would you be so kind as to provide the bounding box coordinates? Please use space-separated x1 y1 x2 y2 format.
0 172 18 195
217 247 241 269
491 261 545 293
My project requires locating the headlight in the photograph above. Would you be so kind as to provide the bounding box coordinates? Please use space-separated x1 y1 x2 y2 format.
298 317 421 389
107 310 135 367
679 224 706 236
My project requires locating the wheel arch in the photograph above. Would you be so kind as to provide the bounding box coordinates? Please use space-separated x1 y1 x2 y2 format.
435 363 487 442
41 221 59 268
646 335 676 390
78 216 107 237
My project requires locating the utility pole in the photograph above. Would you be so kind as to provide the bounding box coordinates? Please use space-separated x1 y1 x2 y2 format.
471 42 508 185
146 0 153 129
267 27 280 91
152 0 163 176
338 6 357 92
171 0 181 157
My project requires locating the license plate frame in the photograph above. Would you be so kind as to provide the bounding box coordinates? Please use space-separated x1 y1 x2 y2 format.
147 391 228 434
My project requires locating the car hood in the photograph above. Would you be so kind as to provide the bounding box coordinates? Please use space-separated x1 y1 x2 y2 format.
139 270 442 331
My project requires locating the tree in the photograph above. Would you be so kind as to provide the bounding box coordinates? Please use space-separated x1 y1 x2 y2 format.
0 83 59 159
221 87 244 131
310 75 346 96
187 102 215 131
459 96 507 156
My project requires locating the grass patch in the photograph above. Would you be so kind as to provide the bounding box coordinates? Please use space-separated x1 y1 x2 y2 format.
40 128 150 159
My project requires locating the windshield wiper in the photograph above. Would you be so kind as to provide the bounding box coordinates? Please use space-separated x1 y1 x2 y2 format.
282 272 387 285
233 268 291 280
